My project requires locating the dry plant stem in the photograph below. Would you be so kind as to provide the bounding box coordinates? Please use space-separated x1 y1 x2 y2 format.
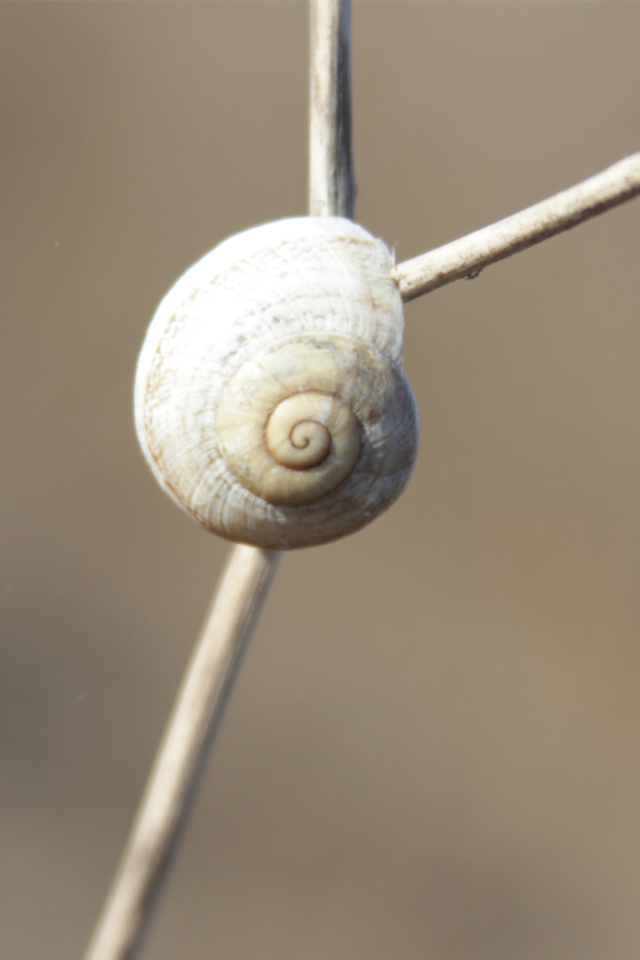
309 0 356 218
82 546 280 960
83 2 353 959
394 151 640 302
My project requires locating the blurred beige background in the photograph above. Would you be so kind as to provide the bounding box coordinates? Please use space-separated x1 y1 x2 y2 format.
1 3 640 958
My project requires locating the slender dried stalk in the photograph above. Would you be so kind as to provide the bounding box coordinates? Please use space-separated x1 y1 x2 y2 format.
309 0 356 218
83 547 280 960
82 3 354 959
394 151 640 303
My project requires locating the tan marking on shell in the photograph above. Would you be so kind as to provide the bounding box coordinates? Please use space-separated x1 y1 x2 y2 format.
219 384 362 507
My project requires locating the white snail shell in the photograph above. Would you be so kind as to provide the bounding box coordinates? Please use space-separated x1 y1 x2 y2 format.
134 217 418 549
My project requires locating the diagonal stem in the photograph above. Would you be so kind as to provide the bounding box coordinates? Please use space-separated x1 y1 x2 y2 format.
82 547 280 960
394 151 640 303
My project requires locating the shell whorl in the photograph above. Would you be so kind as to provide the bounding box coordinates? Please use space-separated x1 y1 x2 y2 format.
220 378 361 508
266 393 343 475
134 217 419 550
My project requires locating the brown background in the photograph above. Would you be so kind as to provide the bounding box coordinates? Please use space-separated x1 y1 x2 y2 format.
1 3 640 958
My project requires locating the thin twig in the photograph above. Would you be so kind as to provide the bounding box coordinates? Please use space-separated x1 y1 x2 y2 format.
83 546 280 960
309 0 356 218
394 151 640 303
82 2 354 959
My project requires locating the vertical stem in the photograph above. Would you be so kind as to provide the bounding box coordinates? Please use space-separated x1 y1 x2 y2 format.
82 2 354 958
309 0 356 218
82 547 280 960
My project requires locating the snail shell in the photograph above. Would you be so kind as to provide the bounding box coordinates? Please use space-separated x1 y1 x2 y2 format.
134 217 418 549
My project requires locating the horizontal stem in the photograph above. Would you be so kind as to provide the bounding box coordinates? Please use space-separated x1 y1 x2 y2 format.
394 151 640 303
